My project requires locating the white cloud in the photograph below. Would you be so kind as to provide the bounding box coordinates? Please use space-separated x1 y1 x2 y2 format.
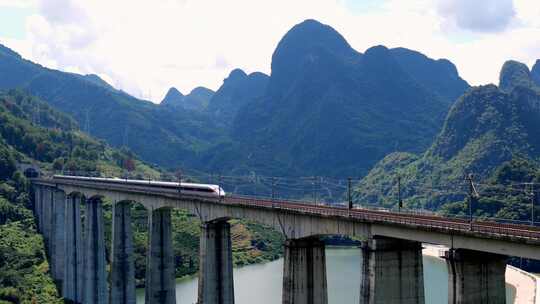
436 0 516 33
37 0 88 25
1 0 540 102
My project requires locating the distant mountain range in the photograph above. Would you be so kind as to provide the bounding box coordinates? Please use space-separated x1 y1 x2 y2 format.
161 86 214 111
207 69 269 124
0 19 470 178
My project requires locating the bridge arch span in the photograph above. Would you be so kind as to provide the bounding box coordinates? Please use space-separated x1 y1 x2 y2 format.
87 194 106 202
66 191 85 199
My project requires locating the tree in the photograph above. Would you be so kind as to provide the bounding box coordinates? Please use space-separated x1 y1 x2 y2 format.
124 158 135 172
52 158 64 171
0 147 16 180
11 171 27 193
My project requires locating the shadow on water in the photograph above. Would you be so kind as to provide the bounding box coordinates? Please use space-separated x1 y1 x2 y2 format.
136 247 516 304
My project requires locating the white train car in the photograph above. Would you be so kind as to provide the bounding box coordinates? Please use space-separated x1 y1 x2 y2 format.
52 175 226 198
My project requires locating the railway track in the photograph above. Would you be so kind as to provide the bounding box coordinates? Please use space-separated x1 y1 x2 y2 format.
226 195 540 240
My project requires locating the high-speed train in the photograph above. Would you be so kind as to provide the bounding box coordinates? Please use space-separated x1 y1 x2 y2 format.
52 175 226 198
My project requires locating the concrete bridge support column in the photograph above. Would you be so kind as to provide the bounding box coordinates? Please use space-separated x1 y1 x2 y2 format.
360 236 425 304
64 195 84 304
445 249 507 304
197 221 235 304
282 238 327 304
34 187 42 232
83 198 108 304
51 190 66 289
145 208 176 304
38 186 45 234
42 187 52 253
110 201 136 304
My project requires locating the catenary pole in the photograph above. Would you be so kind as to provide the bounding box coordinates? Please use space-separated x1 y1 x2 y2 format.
398 175 402 212
348 177 352 210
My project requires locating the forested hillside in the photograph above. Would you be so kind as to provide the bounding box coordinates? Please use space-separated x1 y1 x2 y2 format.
0 44 227 168
353 60 540 223
0 90 282 302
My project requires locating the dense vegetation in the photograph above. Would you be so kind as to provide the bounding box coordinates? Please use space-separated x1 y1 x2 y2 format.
0 90 283 301
0 119 62 302
440 157 539 222
353 60 540 224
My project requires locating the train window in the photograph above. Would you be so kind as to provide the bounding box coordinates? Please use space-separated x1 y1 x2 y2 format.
182 187 213 192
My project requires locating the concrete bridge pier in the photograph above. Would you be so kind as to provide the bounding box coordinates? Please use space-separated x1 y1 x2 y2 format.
145 208 176 304
445 249 507 304
197 220 235 304
64 195 84 304
360 236 425 304
51 189 66 289
42 187 52 253
83 197 108 304
33 187 42 232
282 238 328 304
110 201 136 304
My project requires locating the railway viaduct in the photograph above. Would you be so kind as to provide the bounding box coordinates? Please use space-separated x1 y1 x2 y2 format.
32 177 540 304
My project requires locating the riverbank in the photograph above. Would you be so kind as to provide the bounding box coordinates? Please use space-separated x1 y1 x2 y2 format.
535 273 540 304
422 244 538 304
507 265 537 303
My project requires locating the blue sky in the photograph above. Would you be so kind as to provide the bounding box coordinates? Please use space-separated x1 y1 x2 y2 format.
0 6 34 39
1 0 539 103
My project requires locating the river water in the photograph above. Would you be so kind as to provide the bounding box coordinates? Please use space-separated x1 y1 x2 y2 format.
136 247 516 303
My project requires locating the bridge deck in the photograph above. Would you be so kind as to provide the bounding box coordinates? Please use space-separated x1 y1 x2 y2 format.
230 195 540 241
33 177 540 245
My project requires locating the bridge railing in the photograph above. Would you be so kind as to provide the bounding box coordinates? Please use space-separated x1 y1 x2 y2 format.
37 175 540 240
225 195 540 240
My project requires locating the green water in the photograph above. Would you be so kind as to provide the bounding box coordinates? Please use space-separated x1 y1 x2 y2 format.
136 247 516 303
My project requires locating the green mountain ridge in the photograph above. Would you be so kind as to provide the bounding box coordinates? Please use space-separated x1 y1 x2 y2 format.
529 59 540 87
353 60 540 221
160 86 214 111
161 87 185 106
225 20 469 177
499 60 538 92
0 43 227 168
207 69 269 123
